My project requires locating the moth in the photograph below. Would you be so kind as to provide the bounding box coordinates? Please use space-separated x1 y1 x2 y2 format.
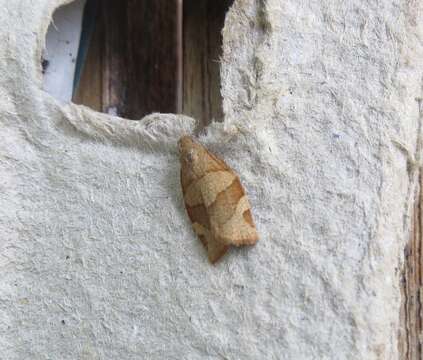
178 136 259 263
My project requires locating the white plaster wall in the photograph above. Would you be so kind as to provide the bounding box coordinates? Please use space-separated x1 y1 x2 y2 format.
0 0 422 359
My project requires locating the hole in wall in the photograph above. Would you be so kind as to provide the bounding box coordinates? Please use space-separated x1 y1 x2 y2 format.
43 0 234 126
42 0 87 103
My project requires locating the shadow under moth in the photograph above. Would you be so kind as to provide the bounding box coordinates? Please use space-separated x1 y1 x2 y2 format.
178 136 259 263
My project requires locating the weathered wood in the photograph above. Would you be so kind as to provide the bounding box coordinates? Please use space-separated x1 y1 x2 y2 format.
101 0 128 116
125 0 182 118
400 173 423 360
73 0 233 123
72 0 126 114
73 0 182 119
183 0 232 126
72 1 103 112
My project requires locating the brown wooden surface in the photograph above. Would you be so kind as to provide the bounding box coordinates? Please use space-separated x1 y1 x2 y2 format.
73 0 232 123
72 2 103 112
400 173 423 359
183 0 232 126
73 0 182 119
101 0 128 116
125 0 182 118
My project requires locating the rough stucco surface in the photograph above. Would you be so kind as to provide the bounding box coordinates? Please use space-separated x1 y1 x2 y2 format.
0 0 422 359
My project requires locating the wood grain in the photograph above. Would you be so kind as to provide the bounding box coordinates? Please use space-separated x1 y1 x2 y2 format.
400 173 423 359
73 0 183 119
183 0 233 126
125 0 182 118
73 0 234 123
72 1 102 111
102 0 128 116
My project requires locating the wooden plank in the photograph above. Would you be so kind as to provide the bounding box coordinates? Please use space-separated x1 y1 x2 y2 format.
183 0 232 126
73 0 182 119
72 0 102 111
183 0 208 125
206 0 231 124
101 0 128 116
400 173 423 360
125 0 182 119
73 0 232 122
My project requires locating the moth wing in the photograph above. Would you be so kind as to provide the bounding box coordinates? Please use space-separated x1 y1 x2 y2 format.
206 236 230 264
191 222 229 264
179 136 258 263
205 150 230 172
207 176 259 247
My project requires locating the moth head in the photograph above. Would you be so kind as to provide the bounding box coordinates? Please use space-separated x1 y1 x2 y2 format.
178 136 202 165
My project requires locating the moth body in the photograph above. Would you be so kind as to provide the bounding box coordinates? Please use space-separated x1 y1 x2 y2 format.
178 136 258 263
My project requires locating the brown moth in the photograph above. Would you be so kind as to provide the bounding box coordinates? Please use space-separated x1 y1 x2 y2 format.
178 136 259 263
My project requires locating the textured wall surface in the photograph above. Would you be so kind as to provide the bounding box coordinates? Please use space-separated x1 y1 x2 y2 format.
0 0 422 359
